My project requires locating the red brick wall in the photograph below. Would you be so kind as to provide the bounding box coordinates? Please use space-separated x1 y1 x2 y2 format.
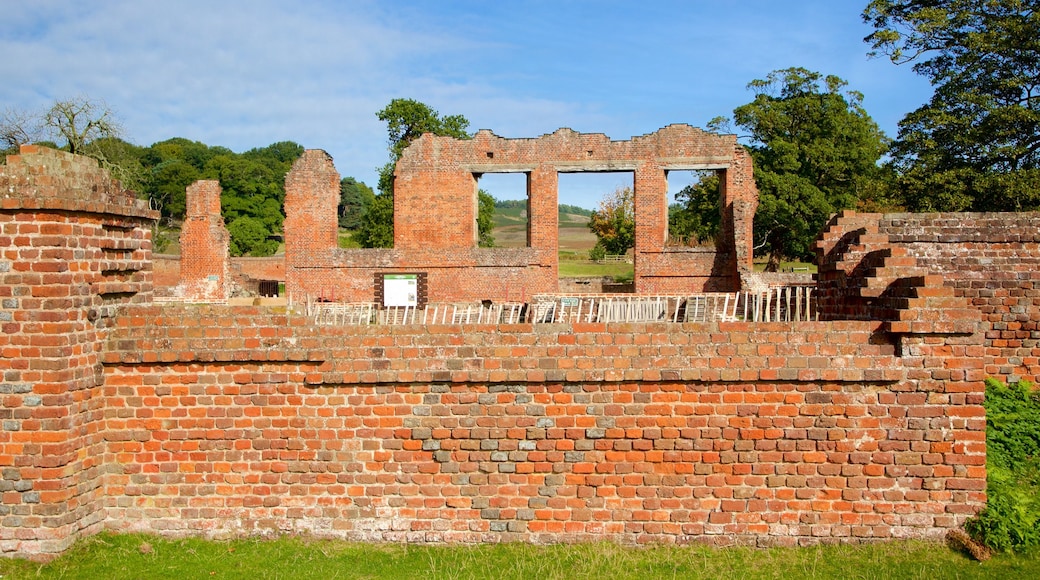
817 211 1040 383
178 181 229 301
284 126 758 304
0 146 157 556
0 147 1010 558
94 305 985 545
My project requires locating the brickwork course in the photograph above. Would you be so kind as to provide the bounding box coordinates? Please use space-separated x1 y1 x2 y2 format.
1 140 1034 559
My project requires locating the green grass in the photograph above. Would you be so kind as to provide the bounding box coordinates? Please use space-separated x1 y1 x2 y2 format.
4 533 1039 579
559 260 633 280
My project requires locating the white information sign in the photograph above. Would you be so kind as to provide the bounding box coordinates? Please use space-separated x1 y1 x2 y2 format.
383 274 418 307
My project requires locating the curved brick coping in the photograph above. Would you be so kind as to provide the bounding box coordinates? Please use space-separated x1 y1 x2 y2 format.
103 304 907 384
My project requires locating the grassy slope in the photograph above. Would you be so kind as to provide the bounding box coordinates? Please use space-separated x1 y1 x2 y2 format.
4 533 1037 579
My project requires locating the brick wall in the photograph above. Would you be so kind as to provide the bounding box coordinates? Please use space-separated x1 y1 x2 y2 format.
96 305 984 546
818 210 1040 383
284 126 758 304
0 148 1009 559
0 146 157 556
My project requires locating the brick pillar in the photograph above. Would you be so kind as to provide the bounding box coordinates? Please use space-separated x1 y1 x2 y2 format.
633 161 667 293
284 150 340 298
179 180 229 301
723 147 758 286
0 145 157 557
528 164 558 282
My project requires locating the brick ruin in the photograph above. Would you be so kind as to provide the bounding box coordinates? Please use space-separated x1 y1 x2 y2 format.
8 136 1040 559
285 125 758 304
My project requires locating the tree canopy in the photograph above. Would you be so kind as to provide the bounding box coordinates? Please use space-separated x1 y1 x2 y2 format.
668 172 722 247
723 67 890 267
588 186 635 256
864 0 1040 211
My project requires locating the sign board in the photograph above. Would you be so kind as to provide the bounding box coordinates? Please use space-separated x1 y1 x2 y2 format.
383 274 418 307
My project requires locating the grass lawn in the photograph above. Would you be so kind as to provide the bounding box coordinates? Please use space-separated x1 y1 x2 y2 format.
3 533 1039 579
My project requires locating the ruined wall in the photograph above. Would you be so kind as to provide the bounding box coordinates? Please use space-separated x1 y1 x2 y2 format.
178 180 229 301
284 126 757 304
0 145 157 555
98 305 984 546
0 149 1007 559
817 211 1040 383
284 149 553 304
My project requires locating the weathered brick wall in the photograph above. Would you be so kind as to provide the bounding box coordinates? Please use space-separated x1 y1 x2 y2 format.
0 148 1006 559
178 180 230 301
283 148 556 303
94 305 985 545
818 211 1040 383
0 145 157 556
285 126 758 304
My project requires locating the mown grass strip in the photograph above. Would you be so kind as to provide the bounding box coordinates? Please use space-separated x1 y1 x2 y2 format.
3 533 1039 580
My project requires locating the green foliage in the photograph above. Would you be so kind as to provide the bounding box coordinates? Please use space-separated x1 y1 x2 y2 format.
864 0 1040 211
376 98 470 162
587 186 635 255
339 176 375 229
559 203 593 216
966 378 1040 552
354 194 394 248
227 216 279 257
477 189 496 247
137 138 302 255
668 172 721 245
357 99 473 247
724 67 889 266
589 242 607 262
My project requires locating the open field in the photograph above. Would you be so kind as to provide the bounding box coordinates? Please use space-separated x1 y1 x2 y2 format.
493 206 596 252
2 533 1037 579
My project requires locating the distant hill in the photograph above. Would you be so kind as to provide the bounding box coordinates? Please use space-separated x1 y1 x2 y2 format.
492 203 595 250
494 199 593 217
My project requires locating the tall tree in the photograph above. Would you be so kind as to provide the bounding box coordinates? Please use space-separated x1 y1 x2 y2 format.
865 0 1040 211
339 177 376 229
477 189 496 248
588 186 635 255
724 68 890 268
357 98 472 248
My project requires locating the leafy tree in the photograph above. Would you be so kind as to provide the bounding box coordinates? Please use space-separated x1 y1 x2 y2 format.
588 186 635 255
353 193 394 248
339 177 375 229
721 67 889 268
477 189 496 247
668 172 722 246
228 216 279 257
864 0 1040 211
357 99 472 248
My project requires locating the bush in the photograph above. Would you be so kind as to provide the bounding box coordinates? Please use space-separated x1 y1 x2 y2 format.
966 378 1040 552
589 242 606 262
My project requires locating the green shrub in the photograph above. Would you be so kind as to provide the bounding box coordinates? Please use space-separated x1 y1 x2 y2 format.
589 242 606 262
966 378 1040 552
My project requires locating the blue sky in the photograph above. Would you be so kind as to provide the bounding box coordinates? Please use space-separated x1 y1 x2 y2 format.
1 0 932 209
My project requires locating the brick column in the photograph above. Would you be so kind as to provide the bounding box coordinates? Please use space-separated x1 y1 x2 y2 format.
284 150 340 298
0 146 157 557
179 180 229 301
633 162 668 293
